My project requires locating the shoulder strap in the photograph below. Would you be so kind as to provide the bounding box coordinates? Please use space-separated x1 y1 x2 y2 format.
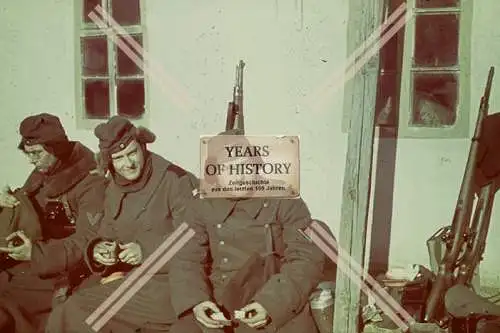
264 225 274 255
166 163 188 177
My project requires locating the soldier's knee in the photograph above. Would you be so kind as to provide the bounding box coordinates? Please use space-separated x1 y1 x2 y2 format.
46 296 81 332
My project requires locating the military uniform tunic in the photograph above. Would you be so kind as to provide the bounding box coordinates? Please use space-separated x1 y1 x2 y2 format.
169 197 325 333
45 153 197 333
0 142 107 333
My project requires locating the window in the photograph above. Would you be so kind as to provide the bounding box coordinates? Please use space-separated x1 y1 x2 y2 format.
398 0 472 138
76 0 147 128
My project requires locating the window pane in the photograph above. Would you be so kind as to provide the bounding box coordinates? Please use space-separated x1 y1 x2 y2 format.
82 36 108 76
414 14 459 67
117 34 143 76
84 80 110 118
83 0 102 23
411 73 458 127
117 80 145 118
416 0 459 8
112 0 141 26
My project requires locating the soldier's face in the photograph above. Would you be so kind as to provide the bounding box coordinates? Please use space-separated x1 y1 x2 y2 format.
111 140 144 181
24 144 57 173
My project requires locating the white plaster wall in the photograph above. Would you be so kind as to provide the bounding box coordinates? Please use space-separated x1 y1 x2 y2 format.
1 0 499 289
0 0 348 242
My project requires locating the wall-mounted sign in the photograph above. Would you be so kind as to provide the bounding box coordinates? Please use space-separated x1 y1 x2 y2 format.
199 135 300 199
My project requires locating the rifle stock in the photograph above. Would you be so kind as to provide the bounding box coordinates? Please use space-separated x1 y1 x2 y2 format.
424 67 495 324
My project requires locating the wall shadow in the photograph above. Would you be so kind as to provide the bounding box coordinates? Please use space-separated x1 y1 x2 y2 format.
368 0 405 276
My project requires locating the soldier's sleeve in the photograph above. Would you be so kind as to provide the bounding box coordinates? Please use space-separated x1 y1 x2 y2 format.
83 236 111 274
134 167 197 274
30 174 107 276
83 188 119 275
252 198 325 330
168 198 212 318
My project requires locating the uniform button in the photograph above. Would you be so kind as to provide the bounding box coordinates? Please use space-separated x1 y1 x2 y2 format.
119 143 125 149
216 224 222 229
221 274 227 279
219 240 225 245
222 257 228 263
263 201 269 208
264 223 270 228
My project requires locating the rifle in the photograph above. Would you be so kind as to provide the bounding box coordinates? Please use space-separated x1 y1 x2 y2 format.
225 60 245 132
424 67 495 325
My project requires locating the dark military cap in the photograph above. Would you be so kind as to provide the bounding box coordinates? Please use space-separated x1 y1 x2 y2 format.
94 116 156 157
218 128 245 136
18 113 68 149
207 128 249 155
205 128 253 167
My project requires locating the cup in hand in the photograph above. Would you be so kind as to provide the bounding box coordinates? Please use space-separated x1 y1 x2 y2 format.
102 241 119 259
94 241 119 266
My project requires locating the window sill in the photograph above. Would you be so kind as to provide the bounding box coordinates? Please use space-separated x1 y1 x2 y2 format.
75 114 150 131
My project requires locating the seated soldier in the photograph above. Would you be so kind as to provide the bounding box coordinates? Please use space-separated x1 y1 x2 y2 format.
0 113 107 333
168 129 327 333
45 116 198 333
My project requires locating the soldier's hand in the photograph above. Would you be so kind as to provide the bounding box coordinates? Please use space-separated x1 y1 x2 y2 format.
0 186 19 208
0 231 32 261
118 242 143 265
193 301 231 328
93 241 118 266
237 302 270 329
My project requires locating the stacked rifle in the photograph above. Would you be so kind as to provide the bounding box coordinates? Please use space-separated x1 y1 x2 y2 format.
394 67 500 332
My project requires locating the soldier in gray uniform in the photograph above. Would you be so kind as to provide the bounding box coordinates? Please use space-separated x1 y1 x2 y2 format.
169 129 326 333
45 116 198 333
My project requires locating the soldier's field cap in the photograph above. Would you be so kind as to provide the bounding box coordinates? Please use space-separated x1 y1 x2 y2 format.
94 116 156 156
208 128 248 153
218 128 244 136
205 128 252 164
18 113 68 149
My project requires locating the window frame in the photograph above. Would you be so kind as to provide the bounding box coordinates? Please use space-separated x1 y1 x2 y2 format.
398 0 472 138
74 0 150 129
